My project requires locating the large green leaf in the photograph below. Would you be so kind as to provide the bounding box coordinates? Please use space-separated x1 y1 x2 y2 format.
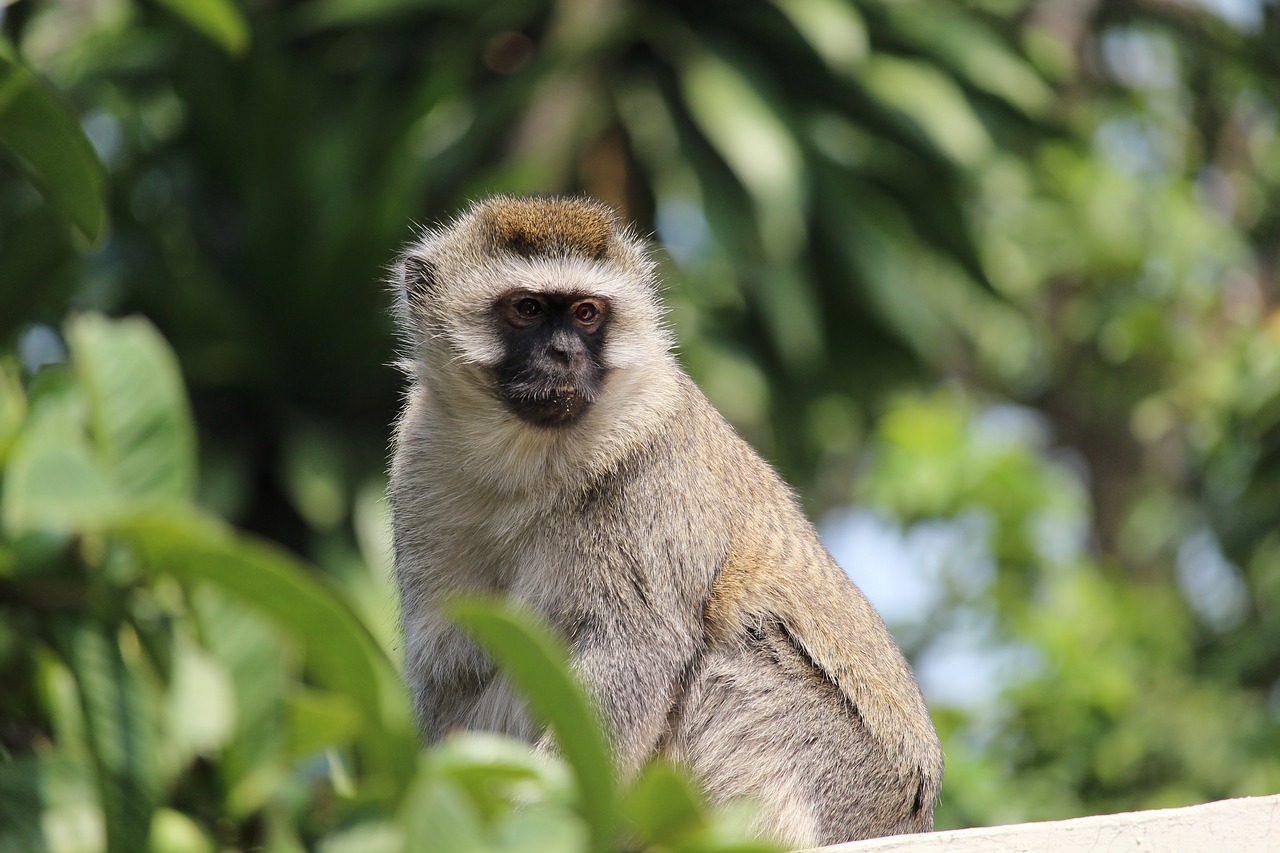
858 55 992 167
680 47 805 259
1 358 121 536
879 2 1053 116
448 600 616 853
0 757 51 853
622 762 702 844
775 0 868 74
149 808 215 853
126 511 414 786
67 314 196 506
286 688 362 761
60 621 159 853
489 806 588 853
189 586 289 817
166 634 237 764
2 430 118 535
622 762 780 853
151 0 250 55
0 52 106 242
401 773 487 853
424 735 589 851
0 757 103 853
429 733 576 823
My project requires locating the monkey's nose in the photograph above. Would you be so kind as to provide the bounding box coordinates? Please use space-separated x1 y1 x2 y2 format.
548 335 583 366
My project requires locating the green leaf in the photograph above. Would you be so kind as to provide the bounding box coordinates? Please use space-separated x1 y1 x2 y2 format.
775 0 868 73
316 820 402 853
151 0 250 55
668 798 781 853
0 360 25 464
0 757 52 853
67 314 197 505
431 733 577 821
0 757 103 853
279 426 347 531
286 688 362 760
0 52 107 242
401 774 487 853
1 359 112 536
622 761 702 844
149 808 215 853
490 805 588 853
680 46 806 258
881 3 1053 116
189 586 289 817
2 431 118 535
60 621 159 853
126 511 415 786
34 651 91 767
167 635 237 762
425 734 587 851
859 55 992 167
448 600 616 853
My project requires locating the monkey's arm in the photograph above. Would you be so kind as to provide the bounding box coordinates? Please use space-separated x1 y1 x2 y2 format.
557 602 701 778
515 518 710 779
801 573 940 789
401 611 491 741
707 537 944 809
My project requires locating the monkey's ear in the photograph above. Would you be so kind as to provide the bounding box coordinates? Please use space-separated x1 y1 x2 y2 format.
401 255 437 306
392 235 440 329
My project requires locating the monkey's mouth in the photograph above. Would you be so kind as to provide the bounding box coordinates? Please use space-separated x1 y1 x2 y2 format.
501 382 597 428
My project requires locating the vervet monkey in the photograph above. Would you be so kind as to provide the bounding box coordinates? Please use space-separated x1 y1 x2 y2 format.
389 196 942 846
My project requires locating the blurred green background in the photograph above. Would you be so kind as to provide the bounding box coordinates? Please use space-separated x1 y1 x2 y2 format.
3 0 1280 850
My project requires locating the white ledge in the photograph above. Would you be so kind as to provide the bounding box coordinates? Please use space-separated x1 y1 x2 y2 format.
811 794 1280 852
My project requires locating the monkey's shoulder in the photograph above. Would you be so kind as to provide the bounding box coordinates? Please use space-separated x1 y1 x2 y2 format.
566 384 783 520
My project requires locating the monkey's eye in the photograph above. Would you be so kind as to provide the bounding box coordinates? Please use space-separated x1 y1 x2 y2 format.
515 297 543 319
573 301 600 325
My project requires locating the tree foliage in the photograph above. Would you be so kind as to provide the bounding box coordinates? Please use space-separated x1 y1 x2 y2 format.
2 0 1279 848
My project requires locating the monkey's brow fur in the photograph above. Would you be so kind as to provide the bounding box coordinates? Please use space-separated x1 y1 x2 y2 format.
388 195 943 849
481 196 613 260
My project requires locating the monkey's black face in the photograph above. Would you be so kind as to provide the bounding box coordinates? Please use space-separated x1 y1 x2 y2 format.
492 291 610 428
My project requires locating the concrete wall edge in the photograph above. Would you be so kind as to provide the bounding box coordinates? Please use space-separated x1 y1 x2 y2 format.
807 793 1280 853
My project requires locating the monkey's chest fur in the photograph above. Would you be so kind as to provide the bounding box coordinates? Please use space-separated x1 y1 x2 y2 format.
395 412 723 740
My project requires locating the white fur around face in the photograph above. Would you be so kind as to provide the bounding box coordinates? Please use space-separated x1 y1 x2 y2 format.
397 356 682 500
395 244 682 497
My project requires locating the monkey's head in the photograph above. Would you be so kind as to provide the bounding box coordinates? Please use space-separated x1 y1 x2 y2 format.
393 196 674 431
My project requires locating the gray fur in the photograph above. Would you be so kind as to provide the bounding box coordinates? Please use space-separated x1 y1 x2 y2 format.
389 196 942 847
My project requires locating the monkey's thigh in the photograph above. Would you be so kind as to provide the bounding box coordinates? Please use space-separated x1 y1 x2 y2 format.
665 629 930 846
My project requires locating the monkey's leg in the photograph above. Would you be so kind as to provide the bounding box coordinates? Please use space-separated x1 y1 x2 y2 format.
666 623 933 847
